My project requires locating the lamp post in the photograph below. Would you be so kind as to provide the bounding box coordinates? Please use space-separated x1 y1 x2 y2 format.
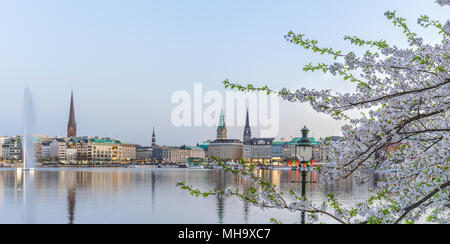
293 148 313 224
298 162 310 224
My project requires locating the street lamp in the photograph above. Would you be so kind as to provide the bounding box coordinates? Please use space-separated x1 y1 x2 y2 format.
294 150 314 224
298 160 310 224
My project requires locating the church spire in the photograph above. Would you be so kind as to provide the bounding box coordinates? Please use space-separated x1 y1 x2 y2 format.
245 109 250 127
216 110 227 140
243 108 252 144
152 127 156 146
67 91 77 138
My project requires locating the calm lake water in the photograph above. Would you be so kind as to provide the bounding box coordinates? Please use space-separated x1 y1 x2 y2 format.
0 168 383 224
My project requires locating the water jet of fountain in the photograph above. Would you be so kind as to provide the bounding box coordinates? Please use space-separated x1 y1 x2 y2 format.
23 86 36 170
22 86 36 223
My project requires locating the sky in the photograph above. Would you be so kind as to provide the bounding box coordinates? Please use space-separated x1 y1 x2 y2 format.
0 0 448 146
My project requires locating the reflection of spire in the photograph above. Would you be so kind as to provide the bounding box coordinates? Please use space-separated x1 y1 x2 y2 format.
242 180 250 223
151 171 156 208
67 186 76 224
216 171 225 224
243 200 249 223
217 196 224 224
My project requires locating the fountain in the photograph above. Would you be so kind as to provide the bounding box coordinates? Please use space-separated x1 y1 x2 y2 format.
21 86 36 223
22 86 36 170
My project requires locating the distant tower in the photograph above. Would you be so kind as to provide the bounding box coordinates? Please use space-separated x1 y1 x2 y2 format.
152 127 156 146
216 110 227 140
243 109 252 144
67 91 77 138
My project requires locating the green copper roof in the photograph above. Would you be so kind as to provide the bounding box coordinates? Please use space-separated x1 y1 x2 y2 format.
288 137 321 146
186 146 203 150
219 110 225 128
272 141 287 145
91 138 121 144
198 142 210 150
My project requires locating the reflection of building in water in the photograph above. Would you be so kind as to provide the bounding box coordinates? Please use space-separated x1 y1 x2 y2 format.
151 171 156 209
233 173 252 223
215 170 226 224
67 186 76 224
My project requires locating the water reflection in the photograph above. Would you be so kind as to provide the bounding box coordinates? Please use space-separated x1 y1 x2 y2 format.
215 170 226 224
0 169 383 224
67 186 76 224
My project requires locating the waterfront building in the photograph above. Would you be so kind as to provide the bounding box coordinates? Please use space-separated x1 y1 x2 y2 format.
2 136 22 160
243 143 251 160
161 146 206 164
92 138 122 162
70 137 122 163
49 138 68 161
247 138 275 165
122 143 136 161
208 139 243 162
152 146 162 161
208 112 243 162
41 140 52 159
241 110 283 165
32 135 50 159
186 146 206 159
73 137 90 161
0 136 7 160
67 91 77 138
136 146 153 161
162 146 191 164
270 140 287 165
34 140 42 159
66 142 77 161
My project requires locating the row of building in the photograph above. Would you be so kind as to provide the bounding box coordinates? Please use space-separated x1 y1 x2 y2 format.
0 129 207 165
0 126 337 166
0 91 341 166
197 110 340 166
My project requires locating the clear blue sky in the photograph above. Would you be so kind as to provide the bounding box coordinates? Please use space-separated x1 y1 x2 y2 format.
0 0 447 146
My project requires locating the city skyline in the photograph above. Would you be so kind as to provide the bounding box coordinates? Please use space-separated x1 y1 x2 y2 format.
0 0 447 146
1 87 343 146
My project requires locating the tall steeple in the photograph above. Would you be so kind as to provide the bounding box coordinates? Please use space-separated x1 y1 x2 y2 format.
243 108 252 144
152 127 156 146
67 91 77 138
216 110 227 140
